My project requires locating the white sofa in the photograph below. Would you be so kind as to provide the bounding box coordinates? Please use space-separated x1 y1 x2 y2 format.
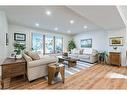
69 48 98 63
23 53 57 81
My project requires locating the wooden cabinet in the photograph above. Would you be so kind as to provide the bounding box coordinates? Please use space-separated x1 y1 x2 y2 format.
109 52 121 66
0 58 27 89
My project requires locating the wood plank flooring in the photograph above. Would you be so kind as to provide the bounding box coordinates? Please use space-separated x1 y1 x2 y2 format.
8 63 127 89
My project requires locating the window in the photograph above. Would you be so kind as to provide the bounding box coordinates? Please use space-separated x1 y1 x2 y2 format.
32 33 63 54
45 35 54 54
32 33 43 54
55 36 63 53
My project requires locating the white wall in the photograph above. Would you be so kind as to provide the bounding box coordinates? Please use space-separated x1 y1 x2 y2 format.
0 11 8 62
107 28 127 66
8 24 72 56
73 28 127 66
0 11 8 76
73 30 108 52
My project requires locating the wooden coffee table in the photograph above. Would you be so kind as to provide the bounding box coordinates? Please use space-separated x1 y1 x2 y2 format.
48 63 65 84
58 56 78 67
67 59 77 67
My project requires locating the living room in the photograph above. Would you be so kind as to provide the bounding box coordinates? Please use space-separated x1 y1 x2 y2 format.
1 6 127 89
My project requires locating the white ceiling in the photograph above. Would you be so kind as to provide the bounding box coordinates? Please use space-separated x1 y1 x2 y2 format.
119 6 127 26
68 6 125 30
0 6 125 35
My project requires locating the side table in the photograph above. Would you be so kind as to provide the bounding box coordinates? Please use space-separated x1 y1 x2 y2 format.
0 58 27 89
48 63 65 84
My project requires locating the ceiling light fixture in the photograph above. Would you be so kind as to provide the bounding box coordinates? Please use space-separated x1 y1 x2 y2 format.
46 10 51 16
83 25 88 29
35 23 39 27
70 20 74 24
67 30 71 33
54 27 58 31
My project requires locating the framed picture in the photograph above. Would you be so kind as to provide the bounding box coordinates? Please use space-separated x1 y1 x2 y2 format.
80 39 92 48
109 37 123 46
6 33 9 46
14 33 26 41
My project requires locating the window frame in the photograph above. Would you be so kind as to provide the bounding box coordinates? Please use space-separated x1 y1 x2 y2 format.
31 32 44 54
44 35 55 54
54 36 63 54
32 33 63 54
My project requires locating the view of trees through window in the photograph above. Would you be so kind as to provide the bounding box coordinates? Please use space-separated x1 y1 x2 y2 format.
45 35 54 54
32 33 43 54
55 36 63 53
32 33 63 54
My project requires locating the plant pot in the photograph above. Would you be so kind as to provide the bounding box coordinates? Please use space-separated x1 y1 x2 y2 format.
16 54 22 59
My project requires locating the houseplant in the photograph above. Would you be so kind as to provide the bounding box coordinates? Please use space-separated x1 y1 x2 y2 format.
68 40 76 52
14 42 26 59
98 51 108 64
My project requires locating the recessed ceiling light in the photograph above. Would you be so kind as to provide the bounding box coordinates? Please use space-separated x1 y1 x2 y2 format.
83 25 88 29
54 27 58 31
67 30 71 33
35 23 39 27
70 20 74 24
46 10 51 16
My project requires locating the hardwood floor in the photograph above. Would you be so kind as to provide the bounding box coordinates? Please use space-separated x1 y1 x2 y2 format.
8 63 127 89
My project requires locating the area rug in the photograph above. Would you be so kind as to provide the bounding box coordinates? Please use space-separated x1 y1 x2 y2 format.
45 61 95 82
64 61 95 78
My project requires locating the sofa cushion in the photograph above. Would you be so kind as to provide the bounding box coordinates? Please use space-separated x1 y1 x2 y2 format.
83 49 92 54
39 54 50 59
78 54 90 59
28 56 57 68
27 51 40 60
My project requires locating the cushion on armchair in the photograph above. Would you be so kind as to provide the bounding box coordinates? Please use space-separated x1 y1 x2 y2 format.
27 51 40 60
23 53 33 62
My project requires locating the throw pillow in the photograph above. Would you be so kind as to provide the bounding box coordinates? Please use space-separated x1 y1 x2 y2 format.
83 48 92 54
27 51 40 60
24 50 29 55
79 49 83 55
23 53 33 62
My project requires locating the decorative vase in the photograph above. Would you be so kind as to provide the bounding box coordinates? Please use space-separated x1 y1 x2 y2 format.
16 54 22 59
62 52 68 58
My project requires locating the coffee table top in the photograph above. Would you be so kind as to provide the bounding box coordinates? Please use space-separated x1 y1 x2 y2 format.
58 56 79 61
48 63 64 68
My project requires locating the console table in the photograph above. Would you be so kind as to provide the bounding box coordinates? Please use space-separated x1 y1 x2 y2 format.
109 52 121 66
0 58 27 89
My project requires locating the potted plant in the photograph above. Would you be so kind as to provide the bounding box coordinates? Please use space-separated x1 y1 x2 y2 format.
98 51 108 64
13 42 26 59
68 40 76 52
